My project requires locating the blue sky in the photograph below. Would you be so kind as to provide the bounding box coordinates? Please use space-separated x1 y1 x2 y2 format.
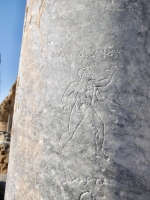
0 0 26 103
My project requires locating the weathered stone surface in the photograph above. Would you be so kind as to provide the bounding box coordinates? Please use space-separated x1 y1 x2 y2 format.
5 0 150 199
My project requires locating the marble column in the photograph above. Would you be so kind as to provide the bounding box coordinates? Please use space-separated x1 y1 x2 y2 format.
5 0 150 199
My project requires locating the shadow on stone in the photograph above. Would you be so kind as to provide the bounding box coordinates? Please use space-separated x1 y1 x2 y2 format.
0 181 5 200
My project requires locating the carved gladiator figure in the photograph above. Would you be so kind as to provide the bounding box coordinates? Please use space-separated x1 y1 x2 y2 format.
58 66 117 154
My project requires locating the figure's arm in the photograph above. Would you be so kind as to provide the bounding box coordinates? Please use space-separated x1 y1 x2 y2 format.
91 66 117 88
58 131 73 153
63 84 74 98
62 83 74 105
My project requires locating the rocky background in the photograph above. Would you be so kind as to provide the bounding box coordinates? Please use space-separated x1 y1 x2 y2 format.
0 81 16 174
0 81 16 132
0 82 16 199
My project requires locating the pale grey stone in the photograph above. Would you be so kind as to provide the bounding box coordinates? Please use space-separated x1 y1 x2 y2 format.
5 0 150 199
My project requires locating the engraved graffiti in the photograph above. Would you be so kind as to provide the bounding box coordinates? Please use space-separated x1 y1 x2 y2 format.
50 48 125 60
58 66 117 155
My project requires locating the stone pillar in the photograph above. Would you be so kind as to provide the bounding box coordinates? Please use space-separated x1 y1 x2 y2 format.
6 115 11 133
5 0 150 199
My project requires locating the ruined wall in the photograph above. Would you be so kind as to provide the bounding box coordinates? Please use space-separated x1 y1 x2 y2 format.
0 132 10 174
0 81 16 132
5 0 150 199
0 82 16 174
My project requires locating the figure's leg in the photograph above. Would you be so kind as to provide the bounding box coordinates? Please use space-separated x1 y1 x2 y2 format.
58 107 86 153
92 109 105 156
95 125 104 156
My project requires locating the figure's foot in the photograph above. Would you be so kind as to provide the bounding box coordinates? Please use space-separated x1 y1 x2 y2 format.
95 147 102 157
